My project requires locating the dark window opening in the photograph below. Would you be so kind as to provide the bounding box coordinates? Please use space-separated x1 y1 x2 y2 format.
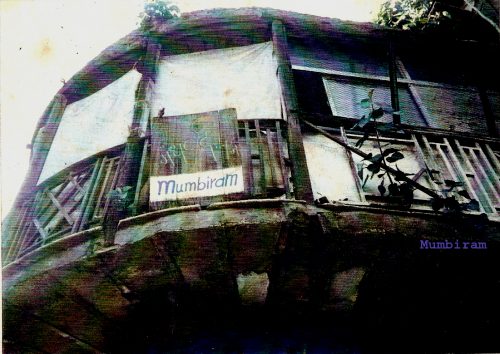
293 69 332 118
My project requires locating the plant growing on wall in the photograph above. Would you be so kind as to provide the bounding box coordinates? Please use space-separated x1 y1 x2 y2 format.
353 89 479 212
353 89 414 208
139 0 180 29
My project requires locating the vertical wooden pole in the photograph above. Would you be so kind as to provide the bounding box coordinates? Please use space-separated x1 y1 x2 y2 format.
75 158 105 232
275 121 291 198
272 20 313 202
254 120 267 195
115 41 161 197
102 40 161 245
340 127 366 202
388 39 401 125
244 121 255 196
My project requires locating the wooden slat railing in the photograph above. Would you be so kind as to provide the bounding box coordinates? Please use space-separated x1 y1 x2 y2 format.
134 119 291 212
238 119 288 198
2 145 125 265
5 120 498 265
306 122 500 213
3 120 293 264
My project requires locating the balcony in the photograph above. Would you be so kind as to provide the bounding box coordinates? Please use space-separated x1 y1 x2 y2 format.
2 119 291 265
4 109 500 267
303 123 500 216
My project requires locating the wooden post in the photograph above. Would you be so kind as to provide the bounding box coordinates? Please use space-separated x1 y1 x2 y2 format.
102 40 161 245
388 40 401 125
116 41 161 189
272 20 314 203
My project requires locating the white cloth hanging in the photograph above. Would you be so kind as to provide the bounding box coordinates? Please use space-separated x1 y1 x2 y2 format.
39 69 142 183
151 41 282 120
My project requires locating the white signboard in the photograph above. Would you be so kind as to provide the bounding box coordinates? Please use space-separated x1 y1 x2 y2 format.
150 166 244 202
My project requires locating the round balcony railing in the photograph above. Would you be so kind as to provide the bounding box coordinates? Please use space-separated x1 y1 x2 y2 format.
2 119 292 265
2 144 125 265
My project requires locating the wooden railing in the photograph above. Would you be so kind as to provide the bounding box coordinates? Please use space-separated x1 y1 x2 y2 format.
413 135 500 214
135 119 291 211
238 119 289 197
3 117 498 265
3 120 292 264
2 145 124 265
304 121 500 214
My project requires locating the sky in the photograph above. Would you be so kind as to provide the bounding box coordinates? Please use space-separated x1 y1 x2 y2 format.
0 0 385 218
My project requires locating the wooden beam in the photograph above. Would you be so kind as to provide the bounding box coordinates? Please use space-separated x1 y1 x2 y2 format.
254 120 267 195
272 20 314 202
275 120 291 198
14 221 36 259
266 127 278 187
438 139 483 211
46 190 74 225
101 158 122 218
101 41 161 244
411 134 442 193
4 94 69 262
4 203 30 263
131 140 149 214
484 143 500 172
69 175 86 195
451 139 495 212
476 142 500 192
73 158 104 233
93 159 115 219
243 121 255 195
115 41 160 192
395 58 432 127
467 146 500 202
5 95 67 261
33 218 48 241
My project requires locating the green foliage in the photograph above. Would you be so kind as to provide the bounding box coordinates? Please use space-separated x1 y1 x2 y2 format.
139 0 180 29
375 0 451 31
353 91 413 206
353 89 477 212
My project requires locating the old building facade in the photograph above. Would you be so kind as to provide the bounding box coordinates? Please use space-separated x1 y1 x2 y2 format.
3 7 500 352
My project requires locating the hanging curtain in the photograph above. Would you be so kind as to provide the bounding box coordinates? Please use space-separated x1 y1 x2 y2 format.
151 41 281 120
